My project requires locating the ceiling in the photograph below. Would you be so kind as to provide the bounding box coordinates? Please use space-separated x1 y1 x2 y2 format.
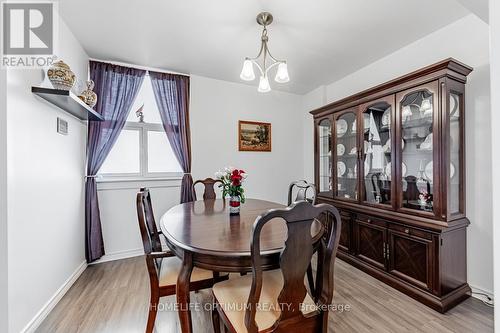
59 0 472 94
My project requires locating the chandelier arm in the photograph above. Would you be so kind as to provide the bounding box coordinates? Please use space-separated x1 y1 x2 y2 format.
247 39 265 61
250 59 265 77
264 61 282 77
265 47 286 64
262 42 268 75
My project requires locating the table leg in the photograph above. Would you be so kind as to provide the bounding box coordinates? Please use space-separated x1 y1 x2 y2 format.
177 251 194 333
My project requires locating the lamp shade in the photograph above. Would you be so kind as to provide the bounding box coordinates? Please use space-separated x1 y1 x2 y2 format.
275 62 290 83
240 59 255 81
258 75 271 93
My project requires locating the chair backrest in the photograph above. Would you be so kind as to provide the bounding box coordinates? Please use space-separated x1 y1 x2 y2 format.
287 180 316 205
193 177 223 200
245 201 341 332
136 188 163 254
136 188 163 288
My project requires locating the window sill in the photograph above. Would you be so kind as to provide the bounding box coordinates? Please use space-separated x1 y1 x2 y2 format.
96 175 183 183
96 176 183 191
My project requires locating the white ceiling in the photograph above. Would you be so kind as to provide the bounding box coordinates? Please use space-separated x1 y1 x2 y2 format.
59 0 471 94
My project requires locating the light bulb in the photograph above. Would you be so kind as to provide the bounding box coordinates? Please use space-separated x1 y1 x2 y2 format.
240 59 255 81
258 76 271 93
274 62 290 83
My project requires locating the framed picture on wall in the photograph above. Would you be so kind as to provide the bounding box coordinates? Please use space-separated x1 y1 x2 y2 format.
238 120 272 152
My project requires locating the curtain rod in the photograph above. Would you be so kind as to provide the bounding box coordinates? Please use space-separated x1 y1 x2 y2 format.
88 57 190 77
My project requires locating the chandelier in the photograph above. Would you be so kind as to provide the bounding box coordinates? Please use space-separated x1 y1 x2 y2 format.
239 12 290 93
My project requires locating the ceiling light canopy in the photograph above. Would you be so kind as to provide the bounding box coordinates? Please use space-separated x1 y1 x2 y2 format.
240 12 289 93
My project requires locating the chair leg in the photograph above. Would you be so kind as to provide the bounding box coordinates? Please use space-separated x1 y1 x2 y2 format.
306 263 315 295
322 310 329 331
212 306 221 333
146 291 160 333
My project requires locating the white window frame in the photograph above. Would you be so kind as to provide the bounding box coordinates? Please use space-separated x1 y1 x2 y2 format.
97 121 183 181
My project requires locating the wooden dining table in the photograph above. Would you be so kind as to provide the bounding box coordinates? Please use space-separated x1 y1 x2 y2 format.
160 198 323 333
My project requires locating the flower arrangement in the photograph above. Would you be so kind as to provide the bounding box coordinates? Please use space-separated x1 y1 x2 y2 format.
215 167 247 202
215 167 247 215
418 191 433 208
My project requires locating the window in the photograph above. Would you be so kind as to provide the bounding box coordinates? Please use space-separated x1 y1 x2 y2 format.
98 76 183 179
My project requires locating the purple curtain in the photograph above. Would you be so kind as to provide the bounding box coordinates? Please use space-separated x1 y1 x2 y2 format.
149 71 195 203
85 61 146 262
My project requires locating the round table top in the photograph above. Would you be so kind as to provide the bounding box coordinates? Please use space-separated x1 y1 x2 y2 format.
160 198 322 257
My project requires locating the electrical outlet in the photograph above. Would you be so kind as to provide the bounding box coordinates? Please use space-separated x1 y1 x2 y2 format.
57 117 68 135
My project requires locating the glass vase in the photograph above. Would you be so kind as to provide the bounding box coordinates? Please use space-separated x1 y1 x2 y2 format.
229 196 241 216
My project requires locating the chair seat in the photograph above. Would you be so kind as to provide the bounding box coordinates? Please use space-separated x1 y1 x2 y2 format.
159 256 223 287
213 269 317 333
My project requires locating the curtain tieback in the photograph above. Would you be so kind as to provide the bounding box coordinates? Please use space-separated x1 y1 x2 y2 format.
85 175 99 179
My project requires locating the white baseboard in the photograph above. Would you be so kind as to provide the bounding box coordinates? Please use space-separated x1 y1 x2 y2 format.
21 260 87 333
470 285 494 303
89 247 143 265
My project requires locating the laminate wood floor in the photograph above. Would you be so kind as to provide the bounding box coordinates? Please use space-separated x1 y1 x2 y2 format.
36 256 493 333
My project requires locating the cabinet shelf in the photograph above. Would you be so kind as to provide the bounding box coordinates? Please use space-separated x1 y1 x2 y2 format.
32 87 104 121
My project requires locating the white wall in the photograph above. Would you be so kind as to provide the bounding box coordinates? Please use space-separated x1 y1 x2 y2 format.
0 68 8 333
302 14 493 295
302 86 327 183
95 75 304 261
6 17 89 333
190 75 304 203
489 0 500 327
96 179 182 259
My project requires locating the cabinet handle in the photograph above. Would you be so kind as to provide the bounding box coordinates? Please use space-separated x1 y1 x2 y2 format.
404 228 410 234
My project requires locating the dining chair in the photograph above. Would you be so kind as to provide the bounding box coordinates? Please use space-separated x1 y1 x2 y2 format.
287 180 316 205
212 201 341 333
136 188 228 333
288 180 317 295
193 177 223 200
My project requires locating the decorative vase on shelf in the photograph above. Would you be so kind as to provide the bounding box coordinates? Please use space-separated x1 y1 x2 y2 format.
47 60 76 90
229 196 241 216
78 80 98 108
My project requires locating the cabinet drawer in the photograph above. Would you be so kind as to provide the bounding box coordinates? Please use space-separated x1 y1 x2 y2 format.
389 224 432 240
356 214 387 228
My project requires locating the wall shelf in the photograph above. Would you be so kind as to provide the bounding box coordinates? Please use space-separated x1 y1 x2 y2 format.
32 86 104 121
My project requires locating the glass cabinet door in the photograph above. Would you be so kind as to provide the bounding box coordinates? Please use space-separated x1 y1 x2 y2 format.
397 82 438 214
335 111 358 200
447 83 465 217
317 118 332 194
360 97 395 207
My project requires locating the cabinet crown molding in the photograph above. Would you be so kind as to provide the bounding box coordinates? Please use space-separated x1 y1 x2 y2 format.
310 58 473 117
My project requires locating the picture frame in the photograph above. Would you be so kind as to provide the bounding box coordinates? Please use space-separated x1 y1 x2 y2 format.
238 120 272 152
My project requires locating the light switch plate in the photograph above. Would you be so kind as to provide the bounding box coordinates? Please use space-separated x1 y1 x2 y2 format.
57 117 68 135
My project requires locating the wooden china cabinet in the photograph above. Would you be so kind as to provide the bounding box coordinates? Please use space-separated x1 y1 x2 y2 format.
311 59 472 312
